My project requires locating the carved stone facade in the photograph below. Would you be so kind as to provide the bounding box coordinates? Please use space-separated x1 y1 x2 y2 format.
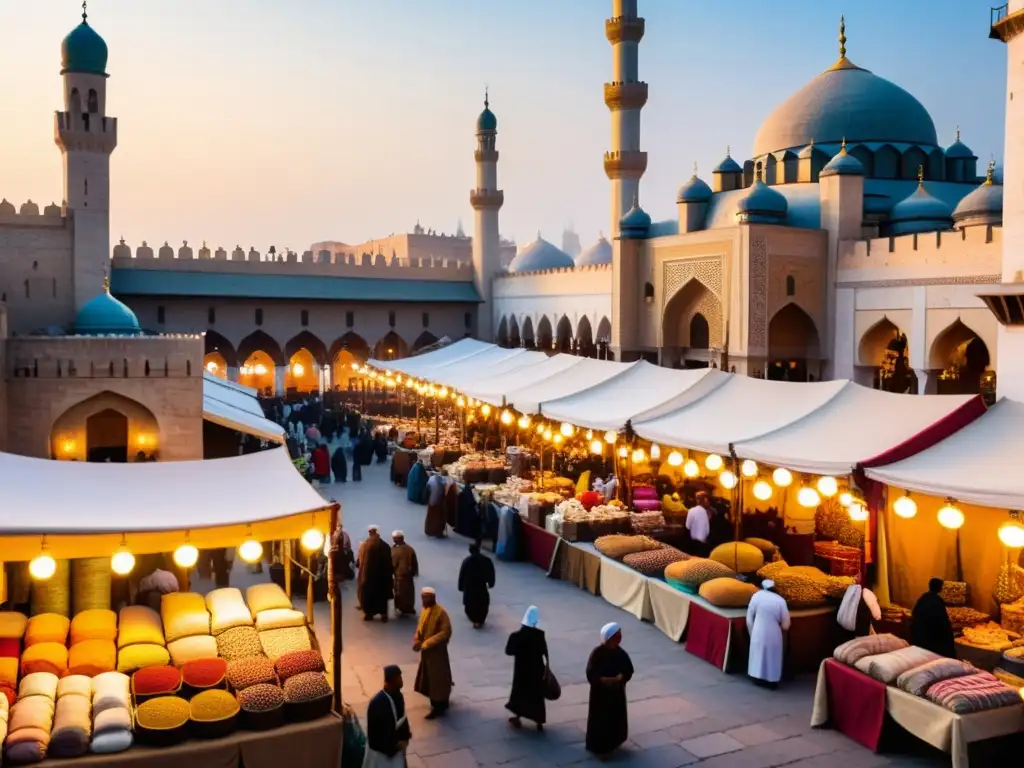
748 238 768 350
663 258 723 304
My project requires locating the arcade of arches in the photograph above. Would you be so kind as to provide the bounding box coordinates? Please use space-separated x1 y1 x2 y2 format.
51 391 159 462
495 314 613 358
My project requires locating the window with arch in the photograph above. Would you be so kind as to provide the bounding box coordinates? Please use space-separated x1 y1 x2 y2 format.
87 89 98 114
643 282 655 302
785 275 796 297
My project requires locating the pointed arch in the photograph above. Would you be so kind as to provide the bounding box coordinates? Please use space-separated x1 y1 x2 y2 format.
536 316 554 351
663 278 722 348
496 316 510 347
284 330 327 366
50 391 159 462
874 144 899 179
901 146 928 180
328 331 369 365
204 330 237 368
555 315 573 352
929 319 988 370
576 315 594 356
689 314 710 349
858 317 903 367
237 330 284 367
509 316 521 348
768 302 821 380
930 319 991 395
374 331 408 361
596 316 612 341
847 144 874 176
521 316 535 348
412 331 439 351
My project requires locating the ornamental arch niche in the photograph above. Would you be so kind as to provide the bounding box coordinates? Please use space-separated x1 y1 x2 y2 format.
373 331 408 361
536 316 554 352
767 302 820 382
284 331 327 392
521 316 535 349
857 317 903 368
51 391 159 462
929 319 991 395
662 278 722 349
555 315 573 353
858 317 912 392
509 316 521 348
413 331 439 352
329 332 369 390
496 316 510 347
577 315 594 357
237 330 285 367
203 331 237 379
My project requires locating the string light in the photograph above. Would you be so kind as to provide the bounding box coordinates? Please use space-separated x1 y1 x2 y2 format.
560 422 575 437
500 409 514 425
174 540 199 568
848 501 869 522
239 526 264 563
301 528 326 552
456 396 466 408
772 468 793 488
741 460 758 478
753 480 773 501
590 440 604 455
998 511 1024 547
518 415 531 430
650 444 661 461
585 430 593 440
705 454 724 471
438 387 448 399
29 539 56 581
553 434 564 445
667 451 684 467
816 476 839 498
683 459 699 478
631 448 646 463
111 535 135 576
480 404 492 417
797 486 821 508
604 430 617 444
535 423 545 434
937 501 965 530
838 491 853 507
719 470 738 490
893 494 917 519
618 446 628 458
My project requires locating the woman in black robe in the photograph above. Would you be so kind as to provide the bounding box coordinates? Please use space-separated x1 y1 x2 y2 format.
505 605 547 731
911 577 956 657
331 445 347 483
457 542 496 628
585 622 634 757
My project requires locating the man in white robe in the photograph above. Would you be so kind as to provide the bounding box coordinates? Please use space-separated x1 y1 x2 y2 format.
745 579 790 688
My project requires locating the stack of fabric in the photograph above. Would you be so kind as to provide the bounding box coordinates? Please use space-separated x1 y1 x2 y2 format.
3 671 58 764
161 593 216 666
0 612 28 706
68 610 118 678
89 672 132 754
117 606 170 673
49 676 92 758
21 615 69 678
246 584 311 661
206 588 255 637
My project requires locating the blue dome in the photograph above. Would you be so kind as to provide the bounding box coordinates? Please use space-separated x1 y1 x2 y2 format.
820 145 864 177
753 58 937 157
508 235 574 273
477 103 497 132
736 179 788 219
953 176 1002 224
888 182 953 234
863 193 893 215
945 139 975 159
575 236 612 267
713 154 742 174
61 20 108 76
619 204 652 239
75 287 142 336
677 174 713 203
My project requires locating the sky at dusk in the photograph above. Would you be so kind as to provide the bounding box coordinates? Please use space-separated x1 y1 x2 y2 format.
0 0 1008 254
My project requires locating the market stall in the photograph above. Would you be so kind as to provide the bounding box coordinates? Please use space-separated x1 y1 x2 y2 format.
0 447 344 767
202 374 286 444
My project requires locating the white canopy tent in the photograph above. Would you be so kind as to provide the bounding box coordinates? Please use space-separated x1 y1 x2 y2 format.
202 373 285 443
634 376 849 456
412 345 529 386
733 385 980 476
538 363 730 431
0 446 331 560
435 350 551 394
864 398 1021 509
460 354 588 406
497 358 635 414
369 338 494 378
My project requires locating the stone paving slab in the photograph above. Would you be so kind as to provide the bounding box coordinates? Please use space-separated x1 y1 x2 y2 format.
325 464 949 766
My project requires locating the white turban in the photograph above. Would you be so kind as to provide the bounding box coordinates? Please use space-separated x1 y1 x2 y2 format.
762 579 775 590
421 586 436 595
600 622 621 643
522 606 539 628
368 525 379 533
392 530 404 538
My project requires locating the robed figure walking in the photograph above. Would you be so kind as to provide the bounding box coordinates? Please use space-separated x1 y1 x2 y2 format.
413 588 453 719
362 665 410 767
585 622 633 757
746 580 791 688
505 606 548 731
391 532 419 617
457 542 496 628
357 526 394 621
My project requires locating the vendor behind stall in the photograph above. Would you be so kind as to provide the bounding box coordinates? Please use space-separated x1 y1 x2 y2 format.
911 578 956 658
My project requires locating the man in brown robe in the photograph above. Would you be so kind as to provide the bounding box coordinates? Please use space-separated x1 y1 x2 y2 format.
391 531 419 617
356 525 394 622
424 470 449 538
413 587 453 719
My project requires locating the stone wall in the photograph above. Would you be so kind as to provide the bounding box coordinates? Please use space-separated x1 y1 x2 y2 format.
0 211 75 335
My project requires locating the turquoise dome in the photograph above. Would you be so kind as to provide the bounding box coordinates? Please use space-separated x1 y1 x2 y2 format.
477 105 497 132
888 182 953 235
753 58 937 157
863 193 893 215
619 204 652 239
945 139 975 159
820 145 864 177
508 235 574 273
713 154 742 174
677 174 712 203
75 288 142 336
736 179 788 221
61 20 108 76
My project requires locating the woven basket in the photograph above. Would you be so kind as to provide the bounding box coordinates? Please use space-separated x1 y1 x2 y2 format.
72 558 112 614
31 559 71 616
940 581 968 607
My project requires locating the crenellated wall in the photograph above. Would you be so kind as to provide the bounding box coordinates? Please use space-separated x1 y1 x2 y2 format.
4 335 204 461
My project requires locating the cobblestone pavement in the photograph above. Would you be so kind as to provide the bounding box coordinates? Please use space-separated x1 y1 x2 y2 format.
328 464 946 767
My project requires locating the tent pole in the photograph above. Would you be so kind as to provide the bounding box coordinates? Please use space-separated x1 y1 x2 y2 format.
284 540 293 599
328 504 343 712
306 553 315 626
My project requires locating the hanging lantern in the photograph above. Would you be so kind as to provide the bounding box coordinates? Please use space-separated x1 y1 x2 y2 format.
838 491 853 507
590 440 604 455
396 375 403 384
536 423 545 434
238 539 264 563
741 460 758 478
937 501 965 530
29 552 57 581
631 448 646 463
301 528 326 552
848 501 869 522
438 387 448 399
998 512 1024 547
816 476 839 498
560 422 575 437
683 459 699 478
585 430 593 440
543 429 553 441
604 430 617 444
893 494 918 519
772 468 793 488
650 444 661 461
719 470 738 490
705 454 724 471
174 543 199 568
618 446 628 458
797 486 821 508
480 404 492 417
456 396 466 408
517 415 531 430
500 409 514 426
667 451 684 467
111 545 135 576
752 480 773 501
553 434 564 445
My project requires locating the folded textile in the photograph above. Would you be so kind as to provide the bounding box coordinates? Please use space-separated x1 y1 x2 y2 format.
246 583 292 616
49 694 91 758
161 593 210 643
926 671 1021 714
90 672 130 715
68 640 116 678
8 696 55 733
0 612 28 641
205 588 254 636
92 705 131 736
167 635 218 666
56 676 92 700
896 657 976 697
24 614 69 648
3 726 51 765
70 610 118 646
116 642 170 673
17 672 58 701
0 657 18 688
20 643 69 677
833 633 908 666
254 608 306 631
116 606 164 649
90 728 133 755
862 645 942 685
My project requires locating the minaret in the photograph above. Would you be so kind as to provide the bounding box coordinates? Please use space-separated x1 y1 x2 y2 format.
55 2 118 312
604 0 648 240
469 90 504 341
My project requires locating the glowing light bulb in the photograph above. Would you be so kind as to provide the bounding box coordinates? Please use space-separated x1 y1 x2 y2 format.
705 454 724 471
111 549 135 576
849 502 869 522
650 444 661 461
438 387 449 399
456 396 466 408
798 487 821 508
741 460 758 478
543 429 553 441
618 446 628 458
631 448 646 463
481 404 492 417
518 415 531 430
772 468 793 488
817 476 838 498
604 430 617 444
998 519 1024 548
536 423 545 434
937 503 965 530
893 495 917 519
683 459 699 478
205 361 218 373
301 528 326 552
753 480 773 501
29 553 57 580
839 491 853 507
500 410 514 425
174 544 199 568
560 422 574 437
239 539 263 563
719 470 738 490
667 451 684 467
553 434 564 445
590 440 604 455
585 430 593 440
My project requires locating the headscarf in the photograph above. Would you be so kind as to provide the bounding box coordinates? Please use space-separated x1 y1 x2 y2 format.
421 586 436 595
368 525 379 533
600 622 621 643
761 580 775 591
522 606 539 628
392 530 404 539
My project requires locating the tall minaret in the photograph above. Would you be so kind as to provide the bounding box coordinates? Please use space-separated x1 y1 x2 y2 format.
604 0 647 240
469 90 504 341
54 2 118 312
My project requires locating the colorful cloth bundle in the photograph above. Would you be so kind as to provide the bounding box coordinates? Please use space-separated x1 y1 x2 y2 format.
23 615 69 649
19 643 68 678
167 635 218 666
116 606 169 674
926 671 1022 714
69 610 117 646
254 608 307 632
48 690 91 758
5 672 58 765
160 593 211 643
0 614 24 707
205 589 254 636
246 584 293 617
67 640 116 678
89 673 133 755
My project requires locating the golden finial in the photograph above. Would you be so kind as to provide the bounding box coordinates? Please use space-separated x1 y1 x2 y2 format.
102 270 110 293
917 165 924 184
484 85 489 110
726 144 731 157
755 167 763 183
82 0 88 23
809 137 814 148
840 137 847 154
985 159 995 185
693 161 698 177
956 125 961 142
838 15 846 58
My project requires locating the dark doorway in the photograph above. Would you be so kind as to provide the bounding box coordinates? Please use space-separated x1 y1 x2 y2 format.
689 314 710 349
767 360 808 382
86 409 129 462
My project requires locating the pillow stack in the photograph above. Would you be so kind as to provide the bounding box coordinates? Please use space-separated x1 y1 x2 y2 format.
49 676 92 758
90 672 132 754
68 610 118 678
0 612 27 706
21 615 69 678
161 594 217 667
4 672 58 764
117 606 170 673
206 588 254 637
247 584 310 660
